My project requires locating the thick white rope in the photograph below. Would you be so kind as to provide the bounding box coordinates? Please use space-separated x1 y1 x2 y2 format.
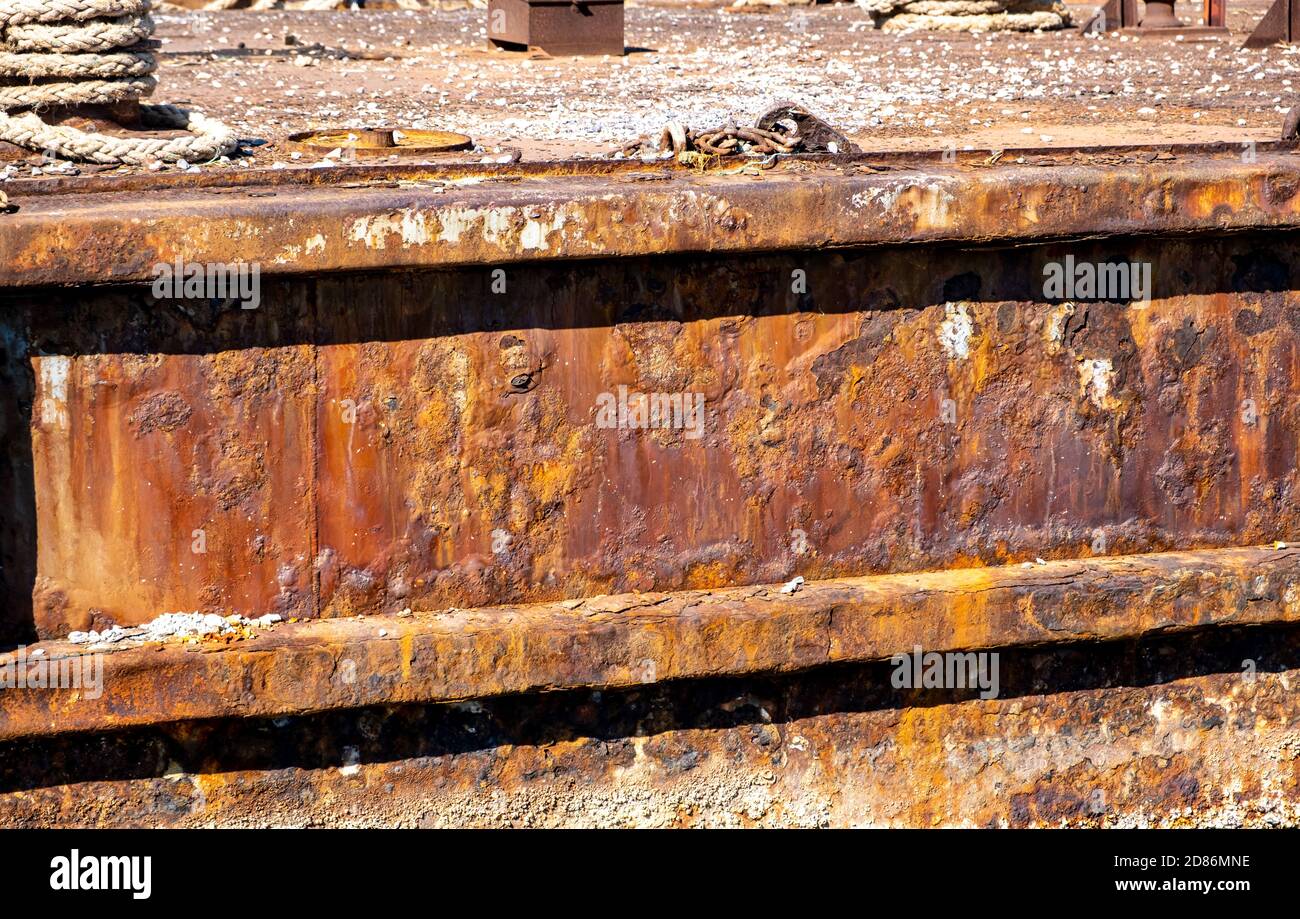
0 0 238 164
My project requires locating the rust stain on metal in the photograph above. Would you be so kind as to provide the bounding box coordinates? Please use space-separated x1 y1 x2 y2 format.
21 292 318 635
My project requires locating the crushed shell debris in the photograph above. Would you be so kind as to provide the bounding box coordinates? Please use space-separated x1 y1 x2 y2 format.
67 611 283 648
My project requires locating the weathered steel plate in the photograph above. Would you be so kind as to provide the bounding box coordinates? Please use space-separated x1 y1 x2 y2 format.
9 228 1300 631
14 286 318 636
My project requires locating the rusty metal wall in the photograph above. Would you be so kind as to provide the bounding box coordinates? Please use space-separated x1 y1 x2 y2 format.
6 231 1300 636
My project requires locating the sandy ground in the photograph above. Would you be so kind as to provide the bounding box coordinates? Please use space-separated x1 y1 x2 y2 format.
5 1 1300 172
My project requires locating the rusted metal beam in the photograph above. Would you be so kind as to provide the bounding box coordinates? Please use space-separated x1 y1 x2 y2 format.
1 545 1296 742
5 634 1294 828
2 148 1300 288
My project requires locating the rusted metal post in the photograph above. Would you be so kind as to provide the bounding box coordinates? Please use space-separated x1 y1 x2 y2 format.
1141 0 1182 26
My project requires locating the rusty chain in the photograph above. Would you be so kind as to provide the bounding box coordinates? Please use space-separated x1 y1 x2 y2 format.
614 105 860 161
616 120 801 159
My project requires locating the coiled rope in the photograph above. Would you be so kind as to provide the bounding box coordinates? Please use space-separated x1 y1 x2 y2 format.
0 0 237 164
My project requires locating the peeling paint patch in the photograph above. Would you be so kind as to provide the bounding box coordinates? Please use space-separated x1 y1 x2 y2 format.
305 234 327 255
436 207 515 246
1045 302 1076 356
350 215 390 250
400 211 429 246
349 210 432 250
1078 357 1116 409
853 185 904 212
520 212 567 251
38 355 71 429
852 179 956 227
913 181 957 227
939 302 974 360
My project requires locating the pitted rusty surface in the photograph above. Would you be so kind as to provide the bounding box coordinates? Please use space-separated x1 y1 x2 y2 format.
1 624 1297 828
6 228 1300 634
2 546 1296 741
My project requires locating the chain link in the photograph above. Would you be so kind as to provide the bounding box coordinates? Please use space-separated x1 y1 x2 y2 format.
616 119 802 159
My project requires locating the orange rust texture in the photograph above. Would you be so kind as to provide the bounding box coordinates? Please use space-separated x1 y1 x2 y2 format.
1 625 1297 827
304 233 1300 618
9 231 1300 635
17 284 317 636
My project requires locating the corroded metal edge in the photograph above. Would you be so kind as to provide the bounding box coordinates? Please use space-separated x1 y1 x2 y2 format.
3 151 1300 287
2 544 1296 741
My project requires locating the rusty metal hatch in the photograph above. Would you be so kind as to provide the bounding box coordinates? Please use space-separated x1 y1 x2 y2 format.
286 128 474 159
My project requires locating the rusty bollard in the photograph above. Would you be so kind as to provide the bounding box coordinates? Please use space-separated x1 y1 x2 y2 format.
1139 0 1182 26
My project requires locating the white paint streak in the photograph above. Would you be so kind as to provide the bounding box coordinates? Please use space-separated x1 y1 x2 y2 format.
939 302 974 360
520 212 567 251
39 356 71 429
435 206 515 245
852 179 957 227
400 210 429 245
349 215 390 250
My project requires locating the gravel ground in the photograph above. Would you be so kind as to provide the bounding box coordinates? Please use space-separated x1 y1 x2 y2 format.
8 2 1300 171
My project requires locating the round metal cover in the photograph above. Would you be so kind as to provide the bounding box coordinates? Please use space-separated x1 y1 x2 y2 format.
286 127 473 158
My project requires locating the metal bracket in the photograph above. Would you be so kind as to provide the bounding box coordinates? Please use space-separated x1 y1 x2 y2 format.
1082 0 1137 32
1244 0 1300 47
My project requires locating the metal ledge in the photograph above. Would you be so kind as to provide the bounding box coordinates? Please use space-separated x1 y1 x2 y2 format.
1 544 1297 741
3 147 1300 287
